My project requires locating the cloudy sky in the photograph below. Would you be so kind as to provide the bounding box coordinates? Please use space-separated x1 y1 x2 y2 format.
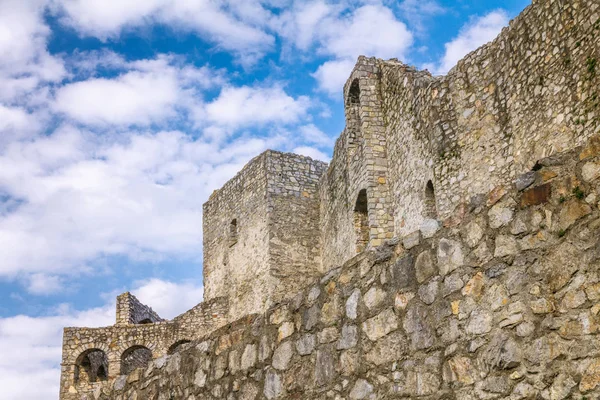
0 0 529 398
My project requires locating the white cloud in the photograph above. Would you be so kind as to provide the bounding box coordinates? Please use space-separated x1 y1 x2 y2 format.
312 59 356 97
299 123 334 147
204 85 310 131
27 273 64 295
132 278 204 319
318 5 413 61
292 145 330 162
304 4 413 95
54 0 275 65
54 71 180 126
436 10 509 75
0 127 280 282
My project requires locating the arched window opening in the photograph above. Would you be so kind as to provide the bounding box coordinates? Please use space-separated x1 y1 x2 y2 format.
74 349 108 384
229 218 238 247
424 180 437 219
137 318 153 324
354 189 369 253
347 79 360 105
121 346 152 375
168 340 191 355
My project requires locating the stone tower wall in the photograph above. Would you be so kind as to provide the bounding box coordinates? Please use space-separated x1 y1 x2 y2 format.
203 152 271 319
266 151 328 301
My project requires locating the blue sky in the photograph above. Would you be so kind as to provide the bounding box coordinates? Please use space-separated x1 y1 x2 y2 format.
0 0 529 398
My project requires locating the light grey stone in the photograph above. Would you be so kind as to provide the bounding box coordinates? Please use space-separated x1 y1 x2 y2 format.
346 289 360 319
240 344 257 370
362 308 398 341
494 235 518 257
363 286 386 310
264 369 282 399
488 203 514 229
349 379 374 399
415 251 435 283
272 341 293 371
515 171 536 191
403 231 421 250
337 325 358 350
437 238 464 276
295 334 315 356
421 219 440 238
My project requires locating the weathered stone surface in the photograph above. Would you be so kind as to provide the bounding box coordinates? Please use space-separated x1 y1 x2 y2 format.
346 289 360 320
315 348 336 386
558 200 592 230
272 341 293 370
403 304 435 350
403 231 421 250
582 162 600 182
362 308 398 341
488 202 515 229
415 251 435 283
580 359 600 392
463 221 484 248
420 219 440 239
295 334 315 356
349 379 374 399
240 344 257 371
437 238 464 276
363 286 386 310
264 369 282 399
515 171 536 191
520 183 551 207
494 235 518 258
337 325 358 350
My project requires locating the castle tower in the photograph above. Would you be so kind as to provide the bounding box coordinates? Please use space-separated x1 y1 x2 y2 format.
202 150 327 318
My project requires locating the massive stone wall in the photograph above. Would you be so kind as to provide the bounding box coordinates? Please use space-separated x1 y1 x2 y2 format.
320 0 600 270
92 135 600 400
203 151 326 320
203 152 271 319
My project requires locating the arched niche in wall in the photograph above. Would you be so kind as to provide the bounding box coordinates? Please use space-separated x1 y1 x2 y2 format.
346 79 362 150
424 180 437 219
121 345 152 375
74 348 108 384
137 318 153 324
228 218 238 247
354 189 369 253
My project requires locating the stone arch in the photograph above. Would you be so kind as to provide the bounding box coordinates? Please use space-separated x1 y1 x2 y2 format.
354 189 369 253
120 345 153 375
74 348 109 384
137 318 153 324
167 339 192 355
424 180 437 219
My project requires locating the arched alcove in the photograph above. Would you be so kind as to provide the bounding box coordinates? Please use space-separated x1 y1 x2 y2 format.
354 189 369 253
121 345 152 375
347 79 360 105
167 340 191 355
137 318 153 324
229 218 238 247
424 180 437 219
74 349 108 384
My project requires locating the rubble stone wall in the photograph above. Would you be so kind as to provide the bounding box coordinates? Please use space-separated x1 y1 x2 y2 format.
115 292 163 325
94 136 600 400
381 0 600 237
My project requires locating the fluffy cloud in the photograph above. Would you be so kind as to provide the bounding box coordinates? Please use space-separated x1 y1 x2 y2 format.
204 85 310 131
288 3 413 96
0 127 280 282
436 10 509 75
292 146 330 162
0 278 202 400
54 0 275 64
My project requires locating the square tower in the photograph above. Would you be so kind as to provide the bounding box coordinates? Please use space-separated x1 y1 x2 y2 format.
203 151 327 319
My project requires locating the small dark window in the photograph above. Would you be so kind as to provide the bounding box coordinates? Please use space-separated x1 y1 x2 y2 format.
229 219 238 247
354 189 369 253
347 79 360 105
137 318 153 324
424 180 437 219
74 349 108 384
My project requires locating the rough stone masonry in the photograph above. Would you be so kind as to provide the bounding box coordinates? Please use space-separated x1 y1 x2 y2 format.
60 0 600 398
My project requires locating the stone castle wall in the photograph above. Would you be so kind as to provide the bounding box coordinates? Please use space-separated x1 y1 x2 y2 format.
59 296 229 399
320 0 600 270
60 0 600 397
203 152 270 319
90 136 600 399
